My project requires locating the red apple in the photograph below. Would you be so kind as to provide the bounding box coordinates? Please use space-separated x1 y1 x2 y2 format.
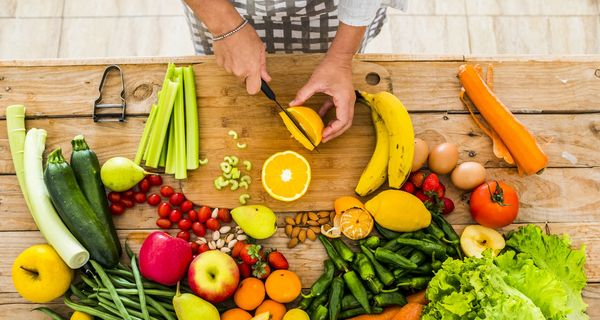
139 231 192 286
188 250 239 303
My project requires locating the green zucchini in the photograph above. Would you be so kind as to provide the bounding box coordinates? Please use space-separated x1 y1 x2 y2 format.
44 148 120 267
71 135 122 258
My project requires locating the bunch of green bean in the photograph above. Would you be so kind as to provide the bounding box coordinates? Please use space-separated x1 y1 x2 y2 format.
300 213 461 320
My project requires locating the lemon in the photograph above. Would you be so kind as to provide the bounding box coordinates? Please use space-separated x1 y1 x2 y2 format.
365 190 431 232
283 309 310 320
261 151 311 202
279 107 323 151
71 311 94 320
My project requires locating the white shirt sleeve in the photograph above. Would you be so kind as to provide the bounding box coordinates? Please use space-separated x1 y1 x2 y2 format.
338 0 383 26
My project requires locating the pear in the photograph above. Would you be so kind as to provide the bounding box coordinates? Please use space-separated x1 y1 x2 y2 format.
100 157 149 191
173 282 220 320
252 312 271 320
231 205 277 239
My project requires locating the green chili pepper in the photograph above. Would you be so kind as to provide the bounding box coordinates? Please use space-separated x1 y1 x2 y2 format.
425 222 446 240
393 238 448 257
318 235 348 272
375 223 401 239
359 235 381 249
354 252 382 293
328 277 344 320
311 305 328 320
339 306 383 318
396 246 413 257
341 293 373 310
374 248 418 270
382 239 403 251
308 290 330 316
373 291 407 307
360 245 394 286
408 250 428 265
432 259 443 271
413 263 433 275
343 270 371 313
332 238 355 262
431 212 462 258
298 296 314 310
396 276 431 289
393 269 408 279
302 259 335 299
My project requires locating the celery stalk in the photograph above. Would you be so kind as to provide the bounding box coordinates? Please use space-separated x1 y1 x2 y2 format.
145 79 180 168
183 66 199 170
6 105 29 206
136 104 158 165
164 116 176 174
174 68 187 179
158 135 168 168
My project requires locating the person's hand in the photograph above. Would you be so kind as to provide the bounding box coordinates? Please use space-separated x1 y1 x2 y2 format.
290 53 355 143
213 23 271 94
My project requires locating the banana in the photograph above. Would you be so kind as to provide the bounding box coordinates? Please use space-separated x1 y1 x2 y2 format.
360 91 414 189
355 109 389 196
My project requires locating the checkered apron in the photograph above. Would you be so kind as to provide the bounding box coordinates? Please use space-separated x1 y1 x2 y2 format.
183 0 403 54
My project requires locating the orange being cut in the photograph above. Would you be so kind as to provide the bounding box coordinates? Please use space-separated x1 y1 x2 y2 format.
279 107 324 151
261 151 311 202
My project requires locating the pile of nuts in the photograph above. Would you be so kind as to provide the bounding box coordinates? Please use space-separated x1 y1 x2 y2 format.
196 225 247 254
284 211 335 248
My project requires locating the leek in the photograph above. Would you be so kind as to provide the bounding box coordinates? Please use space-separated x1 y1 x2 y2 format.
183 66 199 170
174 67 187 179
136 104 158 165
6 105 28 206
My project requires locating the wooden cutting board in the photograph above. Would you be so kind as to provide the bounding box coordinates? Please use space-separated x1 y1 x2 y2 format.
181 55 392 211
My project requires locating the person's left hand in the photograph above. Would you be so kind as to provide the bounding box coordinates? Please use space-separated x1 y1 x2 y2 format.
289 53 355 143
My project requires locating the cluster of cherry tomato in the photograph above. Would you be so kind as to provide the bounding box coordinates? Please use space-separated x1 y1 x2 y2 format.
107 175 163 215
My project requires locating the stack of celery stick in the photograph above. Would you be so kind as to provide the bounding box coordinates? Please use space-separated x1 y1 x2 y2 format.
134 63 199 179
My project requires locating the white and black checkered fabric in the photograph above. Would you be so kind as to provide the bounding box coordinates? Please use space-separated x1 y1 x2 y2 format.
183 0 397 55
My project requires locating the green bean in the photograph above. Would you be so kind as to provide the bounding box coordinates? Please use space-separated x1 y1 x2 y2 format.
96 292 161 318
332 238 355 262
33 307 67 320
110 275 138 288
97 288 175 298
91 260 132 320
129 244 150 320
64 295 122 320
70 284 87 299
81 273 99 289
147 295 176 320
97 295 151 320
360 245 394 286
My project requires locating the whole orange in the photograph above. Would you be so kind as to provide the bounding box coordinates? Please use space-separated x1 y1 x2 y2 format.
222 308 253 320
234 278 266 311
265 270 301 303
256 300 286 320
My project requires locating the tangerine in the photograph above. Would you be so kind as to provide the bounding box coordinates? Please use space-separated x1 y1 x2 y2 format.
265 270 301 303
234 278 266 311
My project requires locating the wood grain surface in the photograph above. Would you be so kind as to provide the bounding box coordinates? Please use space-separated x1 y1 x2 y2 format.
0 54 598 318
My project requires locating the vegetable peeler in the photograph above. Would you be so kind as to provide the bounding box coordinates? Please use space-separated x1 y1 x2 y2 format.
93 65 126 122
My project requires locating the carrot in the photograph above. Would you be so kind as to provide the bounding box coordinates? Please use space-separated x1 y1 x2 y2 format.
348 305 404 320
406 290 427 305
391 303 423 320
458 64 548 176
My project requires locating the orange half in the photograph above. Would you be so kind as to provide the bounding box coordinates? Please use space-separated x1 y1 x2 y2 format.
279 107 324 151
340 208 373 240
261 151 311 202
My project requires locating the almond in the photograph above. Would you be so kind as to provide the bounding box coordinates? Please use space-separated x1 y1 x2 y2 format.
307 220 319 226
295 213 302 225
285 216 296 226
298 229 307 243
308 212 319 220
307 229 317 241
291 226 300 238
318 217 330 225
301 213 308 225
288 238 299 248
285 225 293 237
310 226 321 234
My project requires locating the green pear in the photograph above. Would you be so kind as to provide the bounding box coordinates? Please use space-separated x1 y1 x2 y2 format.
100 157 149 192
231 205 277 239
172 283 219 320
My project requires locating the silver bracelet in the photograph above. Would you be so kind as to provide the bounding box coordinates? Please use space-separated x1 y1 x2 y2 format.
212 19 249 41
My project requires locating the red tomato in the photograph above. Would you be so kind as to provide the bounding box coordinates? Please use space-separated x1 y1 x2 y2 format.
148 174 163 186
205 218 220 231
138 178 151 193
169 193 186 206
177 231 191 241
147 193 161 206
187 209 198 222
180 200 193 213
191 222 206 237
120 198 134 208
122 189 134 199
107 191 121 203
160 185 175 197
169 209 183 223
178 219 192 231
470 181 519 228
198 206 212 223
156 218 172 229
157 202 172 218
133 192 147 203
217 208 232 223
110 203 125 215
189 242 199 254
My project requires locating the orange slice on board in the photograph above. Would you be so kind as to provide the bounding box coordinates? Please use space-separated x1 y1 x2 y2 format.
261 151 311 202
279 107 324 151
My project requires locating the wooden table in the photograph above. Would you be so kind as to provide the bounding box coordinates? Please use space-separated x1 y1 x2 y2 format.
0 54 598 319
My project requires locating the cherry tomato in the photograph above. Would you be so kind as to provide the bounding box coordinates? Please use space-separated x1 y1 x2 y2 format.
138 178 151 193
191 222 206 237
169 209 183 223
198 206 211 223
187 209 198 222
148 174 163 186
470 181 519 229
177 231 191 241
169 193 186 206
198 243 210 253
157 202 171 218
156 218 172 229
217 208 232 223
180 200 193 213
147 193 161 206
190 242 199 254
160 185 175 197
122 189 134 199
120 198 134 208
205 218 220 231
110 203 125 215
107 191 121 203
178 219 192 231
133 192 147 203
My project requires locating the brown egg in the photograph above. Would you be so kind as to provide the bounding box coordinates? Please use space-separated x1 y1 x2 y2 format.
451 161 487 190
411 138 429 172
428 143 459 174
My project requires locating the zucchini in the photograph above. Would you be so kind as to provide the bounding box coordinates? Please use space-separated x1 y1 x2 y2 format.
44 148 119 267
71 135 122 258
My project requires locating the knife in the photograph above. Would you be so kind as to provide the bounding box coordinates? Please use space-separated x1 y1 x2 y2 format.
260 79 319 151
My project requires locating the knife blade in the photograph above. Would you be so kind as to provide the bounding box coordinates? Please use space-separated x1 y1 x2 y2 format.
260 79 319 151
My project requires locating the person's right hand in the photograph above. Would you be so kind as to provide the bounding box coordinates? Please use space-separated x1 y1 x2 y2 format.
213 22 271 95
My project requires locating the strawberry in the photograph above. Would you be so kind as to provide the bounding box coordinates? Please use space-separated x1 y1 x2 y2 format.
415 190 431 203
232 240 246 258
409 171 427 188
435 183 446 199
237 261 252 279
252 261 271 280
240 244 262 265
267 251 289 270
198 243 210 253
400 181 416 194
422 173 440 194
441 197 455 215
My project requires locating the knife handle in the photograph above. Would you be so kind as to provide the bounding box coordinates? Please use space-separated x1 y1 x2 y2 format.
260 79 276 101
